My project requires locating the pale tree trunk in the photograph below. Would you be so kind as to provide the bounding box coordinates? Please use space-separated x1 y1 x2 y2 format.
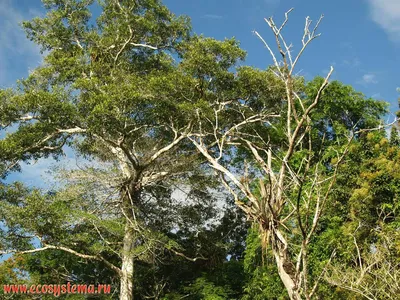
120 222 135 300
267 226 301 300
273 248 301 300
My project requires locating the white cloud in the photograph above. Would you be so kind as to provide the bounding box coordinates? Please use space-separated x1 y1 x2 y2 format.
342 57 361 68
12 149 78 189
11 148 104 190
361 73 378 84
16 159 60 189
0 0 41 87
367 0 400 41
371 93 381 98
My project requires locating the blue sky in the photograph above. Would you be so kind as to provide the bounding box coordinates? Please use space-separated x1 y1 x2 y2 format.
163 0 400 113
1 0 400 110
1 0 400 186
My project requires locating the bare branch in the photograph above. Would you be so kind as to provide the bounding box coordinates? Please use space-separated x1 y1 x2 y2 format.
129 42 157 50
168 248 208 262
1 244 122 275
145 132 188 167
253 30 282 75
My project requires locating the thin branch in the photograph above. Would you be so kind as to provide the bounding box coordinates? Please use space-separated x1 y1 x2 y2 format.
1 244 122 275
129 42 157 50
168 248 208 262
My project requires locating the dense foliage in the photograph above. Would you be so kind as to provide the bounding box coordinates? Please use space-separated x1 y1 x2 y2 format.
0 0 399 299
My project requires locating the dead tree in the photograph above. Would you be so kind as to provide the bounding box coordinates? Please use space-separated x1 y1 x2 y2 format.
187 9 349 299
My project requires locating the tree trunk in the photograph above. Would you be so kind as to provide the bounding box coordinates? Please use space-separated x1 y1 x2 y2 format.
273 249 301 299
271 229 301 300
120 223 135 300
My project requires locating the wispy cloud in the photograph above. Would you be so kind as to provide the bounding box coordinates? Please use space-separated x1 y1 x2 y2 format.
15 159 60 189
10 148 101 190
371 93 381 98
342 57 361 68
367 0 400 41
339 41 362 70
202 14 223 20
339 41 353 50
358 73 378 85
0 0 41 87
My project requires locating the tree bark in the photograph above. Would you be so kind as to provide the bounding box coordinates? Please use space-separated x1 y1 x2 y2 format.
273 249 301 299
120 222 135 300
271 229 301 300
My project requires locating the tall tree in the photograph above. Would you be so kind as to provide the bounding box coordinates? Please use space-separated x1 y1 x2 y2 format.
184 9 388 299
390 126 400 146
1 2 396 299
324 130 400 299
1 164 246 299
0 1 259 298
0 0 207 299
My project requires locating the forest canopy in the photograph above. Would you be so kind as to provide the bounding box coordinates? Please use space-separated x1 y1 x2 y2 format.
0 1 399 299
